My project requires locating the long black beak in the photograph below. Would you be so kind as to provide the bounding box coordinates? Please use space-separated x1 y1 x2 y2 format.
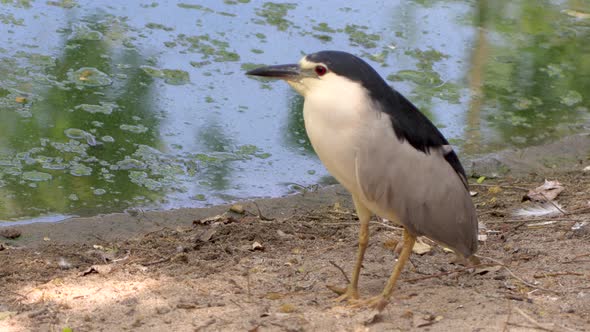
246 64 300 79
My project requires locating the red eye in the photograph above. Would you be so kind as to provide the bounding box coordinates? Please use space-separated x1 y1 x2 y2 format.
315 65 327 76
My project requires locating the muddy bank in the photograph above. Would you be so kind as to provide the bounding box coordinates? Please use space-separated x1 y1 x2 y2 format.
468 133 590 178
0 134 589 332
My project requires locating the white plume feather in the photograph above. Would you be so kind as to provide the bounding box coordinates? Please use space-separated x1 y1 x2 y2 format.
513 202 565 218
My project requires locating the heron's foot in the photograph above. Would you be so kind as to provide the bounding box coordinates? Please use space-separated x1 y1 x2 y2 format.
327 284 359 302
350 295 389 312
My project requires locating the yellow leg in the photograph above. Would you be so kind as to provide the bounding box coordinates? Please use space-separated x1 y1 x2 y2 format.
353 228 416 311
381 228 416 298
331 196 372 302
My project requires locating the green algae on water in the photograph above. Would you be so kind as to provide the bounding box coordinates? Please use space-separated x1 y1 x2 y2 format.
46 0 77 8
255 2 296 31
69 163 92 176
75 102 117 115
162 69 190 85
177 3 214 12
145 22 174 31
172 34 240 62
313 22 336 33
93 188 107 195
116 158 146 170
140 66 190 85
344 24 380 49
120 124 148 134
68 22 103 41
22 171 52 182
560 90 583 106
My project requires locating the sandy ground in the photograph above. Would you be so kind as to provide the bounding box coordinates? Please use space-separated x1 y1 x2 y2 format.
1 134 590 332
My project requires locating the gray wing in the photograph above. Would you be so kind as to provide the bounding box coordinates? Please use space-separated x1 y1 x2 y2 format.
354 124 478 257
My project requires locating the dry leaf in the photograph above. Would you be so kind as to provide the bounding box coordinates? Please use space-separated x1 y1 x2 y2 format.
523 180 564 202
251 241 264 251
412 239 431 255
15 96 27 103
193 213 238 225
265 292 284 300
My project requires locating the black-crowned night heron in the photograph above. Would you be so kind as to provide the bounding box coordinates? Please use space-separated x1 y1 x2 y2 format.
246 50 478 310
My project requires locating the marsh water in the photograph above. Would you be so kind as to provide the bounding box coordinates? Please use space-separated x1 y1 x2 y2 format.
0 0 589 223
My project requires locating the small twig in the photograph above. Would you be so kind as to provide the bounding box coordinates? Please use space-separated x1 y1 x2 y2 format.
477 255 561 294
7 290 27 300
140 255 172 266
510 221 528 232
329 260 350 284
142 227 172 239
229 298 244 310
329 210 355 215
403 264 490 283
533 271 584 278
506 323 545 330
194 318 216 332
502 302 512 332
318 222 360 227
562 253 590 264
112 253 130 263
514 307 554 332
91 234 109 243
539 193 567 215
569 206 590 215
252 201 275 221
470 183 530 191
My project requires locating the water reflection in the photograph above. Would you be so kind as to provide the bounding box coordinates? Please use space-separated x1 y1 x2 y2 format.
0 11 164 220
475 0 590 149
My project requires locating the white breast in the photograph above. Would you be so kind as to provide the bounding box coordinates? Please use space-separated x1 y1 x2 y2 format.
302 78 373 193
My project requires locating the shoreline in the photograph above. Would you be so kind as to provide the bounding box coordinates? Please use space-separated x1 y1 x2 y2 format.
1 133 589 248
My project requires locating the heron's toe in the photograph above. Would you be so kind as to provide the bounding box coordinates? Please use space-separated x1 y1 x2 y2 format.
350 295 389 312
327 284 359 302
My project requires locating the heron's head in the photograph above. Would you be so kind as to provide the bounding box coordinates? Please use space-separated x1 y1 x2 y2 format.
246 50 389 99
